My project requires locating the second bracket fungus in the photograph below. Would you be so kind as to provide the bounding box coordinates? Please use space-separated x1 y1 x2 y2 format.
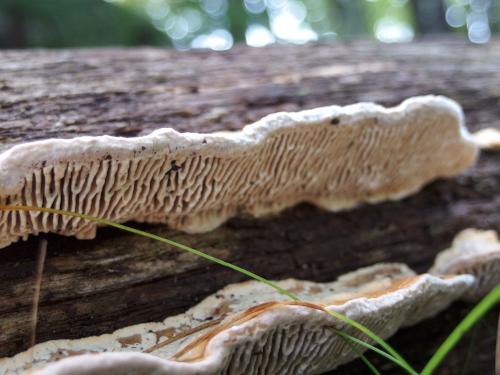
0 95 478 248
430 228 500 301
472 127 500 151
1 263 474 375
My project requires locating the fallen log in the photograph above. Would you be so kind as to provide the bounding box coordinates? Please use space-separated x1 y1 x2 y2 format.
0 38 499 373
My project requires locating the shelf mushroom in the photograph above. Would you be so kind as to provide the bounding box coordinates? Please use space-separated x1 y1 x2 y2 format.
430 228 500 301
0 96 478 248
0 263 474 375
472 127 500 151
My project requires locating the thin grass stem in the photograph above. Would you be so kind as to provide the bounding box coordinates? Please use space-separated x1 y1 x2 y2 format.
421 285 500 375
325 308 414 371
1 205 417 374
28 238 47 368
334 330 419 375
342 337 382 375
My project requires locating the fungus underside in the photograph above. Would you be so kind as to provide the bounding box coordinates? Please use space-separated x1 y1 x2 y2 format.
0 205 498 375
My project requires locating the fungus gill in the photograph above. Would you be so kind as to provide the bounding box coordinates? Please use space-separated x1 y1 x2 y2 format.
0 263 473 375
0 96 478 248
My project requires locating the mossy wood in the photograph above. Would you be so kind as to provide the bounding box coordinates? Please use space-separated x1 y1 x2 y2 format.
0 39 499 374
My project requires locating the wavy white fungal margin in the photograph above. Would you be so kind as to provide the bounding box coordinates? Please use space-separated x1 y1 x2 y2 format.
1 263 474 375
430 228 500 301
0 95 478 248
472 127 500 150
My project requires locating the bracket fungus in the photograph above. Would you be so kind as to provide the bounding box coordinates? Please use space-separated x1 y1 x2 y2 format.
1 263 474 375
430 228 500 301
0 95 478 248
472 127 500 151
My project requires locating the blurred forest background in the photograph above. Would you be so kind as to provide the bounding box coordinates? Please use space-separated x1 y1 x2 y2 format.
0 0 498 50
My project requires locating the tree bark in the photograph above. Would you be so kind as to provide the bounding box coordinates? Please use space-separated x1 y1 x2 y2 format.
0 39 499 374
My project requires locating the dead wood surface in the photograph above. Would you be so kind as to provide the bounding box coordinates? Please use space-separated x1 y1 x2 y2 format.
0 38 499 374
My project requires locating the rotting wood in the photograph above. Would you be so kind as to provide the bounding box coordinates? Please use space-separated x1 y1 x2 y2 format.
0 38 499 374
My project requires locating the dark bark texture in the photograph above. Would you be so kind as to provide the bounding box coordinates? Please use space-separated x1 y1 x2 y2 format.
0 39 499 374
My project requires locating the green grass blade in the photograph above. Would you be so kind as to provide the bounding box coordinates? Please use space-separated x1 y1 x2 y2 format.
358 353 382 375
325 308 415 372
1 205 298 301
334 330 419 375
102 221 301 300
1 205 417 373
421 284 500 375
342 336 382 375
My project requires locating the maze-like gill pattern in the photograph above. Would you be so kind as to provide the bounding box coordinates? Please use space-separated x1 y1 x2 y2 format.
1 264 473 375
0 96 478 248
